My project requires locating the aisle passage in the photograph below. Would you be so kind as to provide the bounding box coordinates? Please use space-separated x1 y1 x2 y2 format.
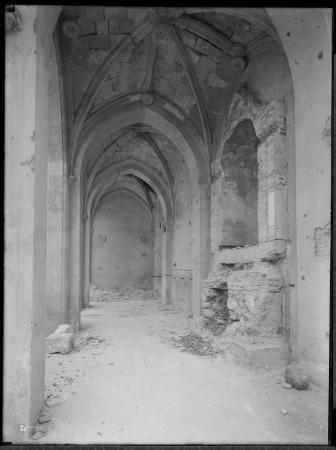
40 299 328 445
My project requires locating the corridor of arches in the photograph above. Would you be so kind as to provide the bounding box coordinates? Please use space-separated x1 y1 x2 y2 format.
4 6 331 444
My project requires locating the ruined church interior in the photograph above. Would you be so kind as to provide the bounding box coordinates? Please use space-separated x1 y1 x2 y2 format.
4 6 332 445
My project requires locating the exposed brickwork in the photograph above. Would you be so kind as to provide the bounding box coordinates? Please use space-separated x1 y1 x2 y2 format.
314 225 331 259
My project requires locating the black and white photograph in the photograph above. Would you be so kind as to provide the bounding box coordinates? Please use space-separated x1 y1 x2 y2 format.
4 5 332 445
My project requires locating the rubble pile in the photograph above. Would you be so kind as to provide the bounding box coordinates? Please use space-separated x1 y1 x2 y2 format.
90 283 160 303
172 331 216 357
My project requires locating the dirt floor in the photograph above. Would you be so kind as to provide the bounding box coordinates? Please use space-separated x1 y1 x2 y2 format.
37 296 329 445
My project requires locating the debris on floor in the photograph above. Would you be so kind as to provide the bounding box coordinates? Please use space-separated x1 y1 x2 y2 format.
281 409 288 415
90 283 160 303
45 396 61 408
73 334 106 352
284 362 309 390
172 331 216 357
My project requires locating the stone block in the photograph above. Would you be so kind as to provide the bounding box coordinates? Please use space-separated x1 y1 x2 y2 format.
104 6 128 21
88 35 112 50
229 339 289 367
208 46 224 63
84 6 104 22
108 20 118 34
95 20 109 35
196 55 218 82
194 37 211 55
45 396 61 408
118 20 132 34
69 36 89 53
284 362 309 390
203 309 215 318
216 58 234 83
46 333 74 354
185 47 201 66
182 30 197 48
55 324 74 334
77 20 96 37
202 301 212 309
128 8 148 25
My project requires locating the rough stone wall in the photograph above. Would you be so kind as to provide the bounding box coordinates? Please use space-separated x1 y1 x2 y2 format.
91 191 154 290
173 159 193 313
206 99 289 340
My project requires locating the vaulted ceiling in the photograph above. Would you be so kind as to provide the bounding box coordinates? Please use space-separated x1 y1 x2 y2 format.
55 6 292 217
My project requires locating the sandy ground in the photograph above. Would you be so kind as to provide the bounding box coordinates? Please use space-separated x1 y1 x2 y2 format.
38 297 328 445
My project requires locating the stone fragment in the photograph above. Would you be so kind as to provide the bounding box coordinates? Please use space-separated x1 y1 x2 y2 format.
46 333 74 354
282 382 292 389
216 319 226 324
182 30 197 48
284 362 309 390
38 412 51 424
45 397 61 408
203 309 215 318
55 324 74 334
202 301 212 309
281 408 288 415
194 37 211 55
32 431 43 440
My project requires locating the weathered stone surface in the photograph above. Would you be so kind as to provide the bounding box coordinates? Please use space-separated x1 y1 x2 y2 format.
194 37 211 55
201 301 212 309
203 309 215 318
182 30 196 48
95 20 109 35
45 397 61 408
55 324 74 334
229 338 289 367
38 413 51 424
46 333 74 354
284 362 309 390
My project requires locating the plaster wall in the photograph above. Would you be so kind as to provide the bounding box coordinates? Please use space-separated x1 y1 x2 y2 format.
266 7 332 390
91 192 154 290
46 37 64 336
173 159 193 312
4 5 62 442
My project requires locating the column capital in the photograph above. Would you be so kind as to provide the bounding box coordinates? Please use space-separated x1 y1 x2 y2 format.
5 6 22 33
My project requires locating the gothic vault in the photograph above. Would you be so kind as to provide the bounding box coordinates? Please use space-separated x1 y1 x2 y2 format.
5 6 332 443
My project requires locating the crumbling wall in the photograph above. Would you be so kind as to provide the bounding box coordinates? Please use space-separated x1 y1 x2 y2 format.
172 158 193 313
206 99 288 340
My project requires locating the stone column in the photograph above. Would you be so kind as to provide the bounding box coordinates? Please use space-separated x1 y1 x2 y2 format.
161 213 173 305
82 211 91 309
192 179 211 317
67 172 83 331
4 5 61 442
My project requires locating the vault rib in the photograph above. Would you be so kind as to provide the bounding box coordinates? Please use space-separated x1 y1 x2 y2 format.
70 18 155 173
171 25 213 161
